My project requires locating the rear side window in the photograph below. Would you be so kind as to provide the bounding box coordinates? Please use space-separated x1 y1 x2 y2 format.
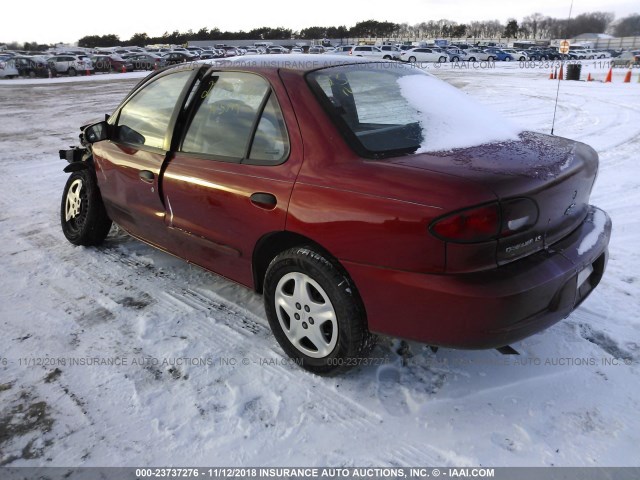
307 63 520 156
181 72 289 164
115 70 194 149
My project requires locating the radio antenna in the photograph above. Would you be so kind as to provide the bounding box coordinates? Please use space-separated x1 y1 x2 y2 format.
551 0 575 135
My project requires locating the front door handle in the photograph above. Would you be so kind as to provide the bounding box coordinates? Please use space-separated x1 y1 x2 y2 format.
139 170 154 183
250 192 277 210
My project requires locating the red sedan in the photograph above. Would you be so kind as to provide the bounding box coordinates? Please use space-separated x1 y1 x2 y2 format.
59 56 611 374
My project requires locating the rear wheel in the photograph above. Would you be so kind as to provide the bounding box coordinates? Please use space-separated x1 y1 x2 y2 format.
488 56 495 61
468 57 476 62
438 56 447 63
68 67 77 76
61 169 112 246
264 247 375 375
408 56 417 63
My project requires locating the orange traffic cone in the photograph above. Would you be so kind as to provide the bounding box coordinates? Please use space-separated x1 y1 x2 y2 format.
558 64 564 80
604 68 612 83
549 70 554 80
121 64 126 73
623 68 632 83
85 68 90 76
587 72 592 82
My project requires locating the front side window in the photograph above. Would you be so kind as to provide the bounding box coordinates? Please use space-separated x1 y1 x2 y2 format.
115 70 193 149
181 71 289 163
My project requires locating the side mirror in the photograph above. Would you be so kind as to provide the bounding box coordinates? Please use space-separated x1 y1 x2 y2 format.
83 121 109 144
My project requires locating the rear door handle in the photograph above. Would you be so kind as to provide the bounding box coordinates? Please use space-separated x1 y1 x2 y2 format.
250 192 277 209
139 170 154 183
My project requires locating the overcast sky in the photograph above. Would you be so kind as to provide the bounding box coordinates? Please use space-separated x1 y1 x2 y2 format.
4 0 638 44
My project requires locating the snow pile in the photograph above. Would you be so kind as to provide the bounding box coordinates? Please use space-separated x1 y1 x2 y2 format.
397 73 522 152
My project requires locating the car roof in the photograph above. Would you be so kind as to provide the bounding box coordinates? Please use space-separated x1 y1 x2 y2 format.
195 54 384 73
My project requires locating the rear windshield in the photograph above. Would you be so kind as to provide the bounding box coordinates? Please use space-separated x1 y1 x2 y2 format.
307 63 520 157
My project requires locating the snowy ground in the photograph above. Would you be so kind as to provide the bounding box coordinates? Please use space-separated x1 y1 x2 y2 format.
0 61 639 467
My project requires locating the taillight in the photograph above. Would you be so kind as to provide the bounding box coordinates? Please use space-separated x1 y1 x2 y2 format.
431 203 500 243
430 199 538 243
499 198 538 237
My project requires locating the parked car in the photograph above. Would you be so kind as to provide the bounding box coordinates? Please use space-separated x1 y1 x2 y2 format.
198 51 218 60
308 46 325 54
445 47 469 62
611 51 640 67
90 55 134 73
163 52 197 65
47 55 94 76
267 46 289 54
58 56 611 374
327 45 354 55
0 56 19 78
290 47 304 54
379 45 402 60
568 49 589 60
502 49 529 61
463 49 494 61
11 55 49 77
483 48 513 61
128 53 166 71
347 45 387 59
399 47 448 63
593 50 611 59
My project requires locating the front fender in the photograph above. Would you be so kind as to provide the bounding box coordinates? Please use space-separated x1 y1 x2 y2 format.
63 162 89 173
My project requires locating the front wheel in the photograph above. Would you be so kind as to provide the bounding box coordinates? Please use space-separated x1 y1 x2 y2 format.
68 67 77 76
504 56 512 62
408 56 417 63
61 169 112 246
263 247 375 374
438 56 447 63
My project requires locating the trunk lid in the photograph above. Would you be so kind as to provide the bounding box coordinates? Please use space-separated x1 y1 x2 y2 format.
389 132 599 264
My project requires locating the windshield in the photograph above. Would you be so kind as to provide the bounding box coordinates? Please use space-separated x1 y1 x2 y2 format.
307 63 521 157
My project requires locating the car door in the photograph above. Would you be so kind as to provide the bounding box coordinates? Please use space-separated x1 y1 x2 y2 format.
92 68 200 244
161 70 303 287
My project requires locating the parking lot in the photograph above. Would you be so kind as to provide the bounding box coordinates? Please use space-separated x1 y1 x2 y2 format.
0 62 639 466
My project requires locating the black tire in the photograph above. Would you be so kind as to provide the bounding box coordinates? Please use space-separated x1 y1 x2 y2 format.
438 56 447 63
451 56 459 62
28 71 36 78
488 56 495 61
504 56 512 62
263 247 375 375
60 169 112 246
408 56 417 63
468 57 476 62
68 67 77 76
383 55 391 60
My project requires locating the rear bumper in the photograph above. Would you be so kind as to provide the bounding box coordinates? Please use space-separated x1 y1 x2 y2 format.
343 206 612 348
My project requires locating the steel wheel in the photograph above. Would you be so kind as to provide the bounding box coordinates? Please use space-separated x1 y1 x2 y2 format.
275 272 338 358
60 169 112 246
64 178 86 227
